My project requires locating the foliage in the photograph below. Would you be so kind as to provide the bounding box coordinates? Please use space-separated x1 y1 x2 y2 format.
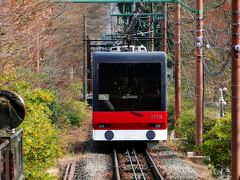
167 84 174 132
198 114 231 171
0 69 89 178
52 81 89 127
175 108 195 151
64 101 89 126
17 85 62 179
167 83 195 135
175 107 218 152
174 100 231 172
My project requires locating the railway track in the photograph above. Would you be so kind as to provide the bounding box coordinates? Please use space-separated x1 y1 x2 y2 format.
62 148 164 179
63 161 76 180
114 148 165 180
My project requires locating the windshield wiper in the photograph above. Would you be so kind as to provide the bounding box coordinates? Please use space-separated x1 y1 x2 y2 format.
130 111 143 117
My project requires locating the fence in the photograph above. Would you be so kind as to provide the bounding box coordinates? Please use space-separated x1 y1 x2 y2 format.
0 129 23 180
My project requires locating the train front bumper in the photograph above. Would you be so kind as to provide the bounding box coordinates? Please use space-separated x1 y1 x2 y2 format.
92 129 167 141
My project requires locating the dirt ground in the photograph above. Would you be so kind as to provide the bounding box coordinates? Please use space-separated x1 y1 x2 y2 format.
46 116 92 177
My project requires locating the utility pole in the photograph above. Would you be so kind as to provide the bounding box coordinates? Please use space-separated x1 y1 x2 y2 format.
87 36 92 93
175 3 181 127
161 3 167 52
195 0 203 146
151 3 155 51
82 15 87 101
148 16 152 51
232 0 240 178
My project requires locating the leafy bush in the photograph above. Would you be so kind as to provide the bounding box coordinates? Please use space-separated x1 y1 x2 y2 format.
18 87 63 179
64 100 89 126
198 114 231 171
175 108 217 151
175 109 196 151
167 84 194 134
167 85 175 133
55 81 89 127
1 69 90 178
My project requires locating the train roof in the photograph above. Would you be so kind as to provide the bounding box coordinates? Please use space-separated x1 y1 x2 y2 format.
92 51 167 64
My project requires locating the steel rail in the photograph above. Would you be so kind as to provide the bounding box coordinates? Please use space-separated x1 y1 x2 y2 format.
126 149 138 179
145 149 164 180
113 149 121 180
132 149 146 180
114 148 165 180
63 161 76 180
57 0 175 3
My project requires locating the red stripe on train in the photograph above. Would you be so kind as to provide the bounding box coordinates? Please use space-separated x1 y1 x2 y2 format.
93 111 168 130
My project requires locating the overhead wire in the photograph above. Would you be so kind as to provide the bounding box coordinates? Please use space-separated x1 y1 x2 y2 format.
203 16 231 77
203 56 231 77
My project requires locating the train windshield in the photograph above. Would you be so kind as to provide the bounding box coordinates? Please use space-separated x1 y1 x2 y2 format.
97 63 162 111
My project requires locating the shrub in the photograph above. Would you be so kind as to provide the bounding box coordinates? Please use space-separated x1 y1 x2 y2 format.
1 70 90 178
65 100 89 126
19 88 63 179
198 114 231 171
167 84 195 134
53 81 89 127
175 109 196 151
167 85 175 133
175 108 217 152
51 96 89 127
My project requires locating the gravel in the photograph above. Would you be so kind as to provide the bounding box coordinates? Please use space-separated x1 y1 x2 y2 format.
73 153 112 180
151 143 199 180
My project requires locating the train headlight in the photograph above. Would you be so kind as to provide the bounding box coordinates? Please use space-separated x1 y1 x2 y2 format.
149 124 162 129
99 124 105 128
98 124 111 128
155 124 161 128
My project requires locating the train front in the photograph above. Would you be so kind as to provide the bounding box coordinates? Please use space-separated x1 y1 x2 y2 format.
92 52 167 141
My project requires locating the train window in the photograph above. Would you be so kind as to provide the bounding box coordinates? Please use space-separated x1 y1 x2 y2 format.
120 47 133 52
97 63 162 111
111 47 118 51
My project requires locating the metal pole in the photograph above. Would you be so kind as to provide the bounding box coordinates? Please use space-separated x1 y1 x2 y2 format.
148 16 152 51
87 36 92 93
175 3 181 127
232 0 240 177
82 15 87 101
161 3 167 52
195 0 203 146
151 3 155 51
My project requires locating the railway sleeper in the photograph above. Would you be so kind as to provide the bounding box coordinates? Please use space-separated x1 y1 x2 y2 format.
126 159 137 164
130 174 145 180
124 166 147 172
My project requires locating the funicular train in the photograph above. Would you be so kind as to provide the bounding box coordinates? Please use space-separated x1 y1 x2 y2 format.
92 51 168 141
